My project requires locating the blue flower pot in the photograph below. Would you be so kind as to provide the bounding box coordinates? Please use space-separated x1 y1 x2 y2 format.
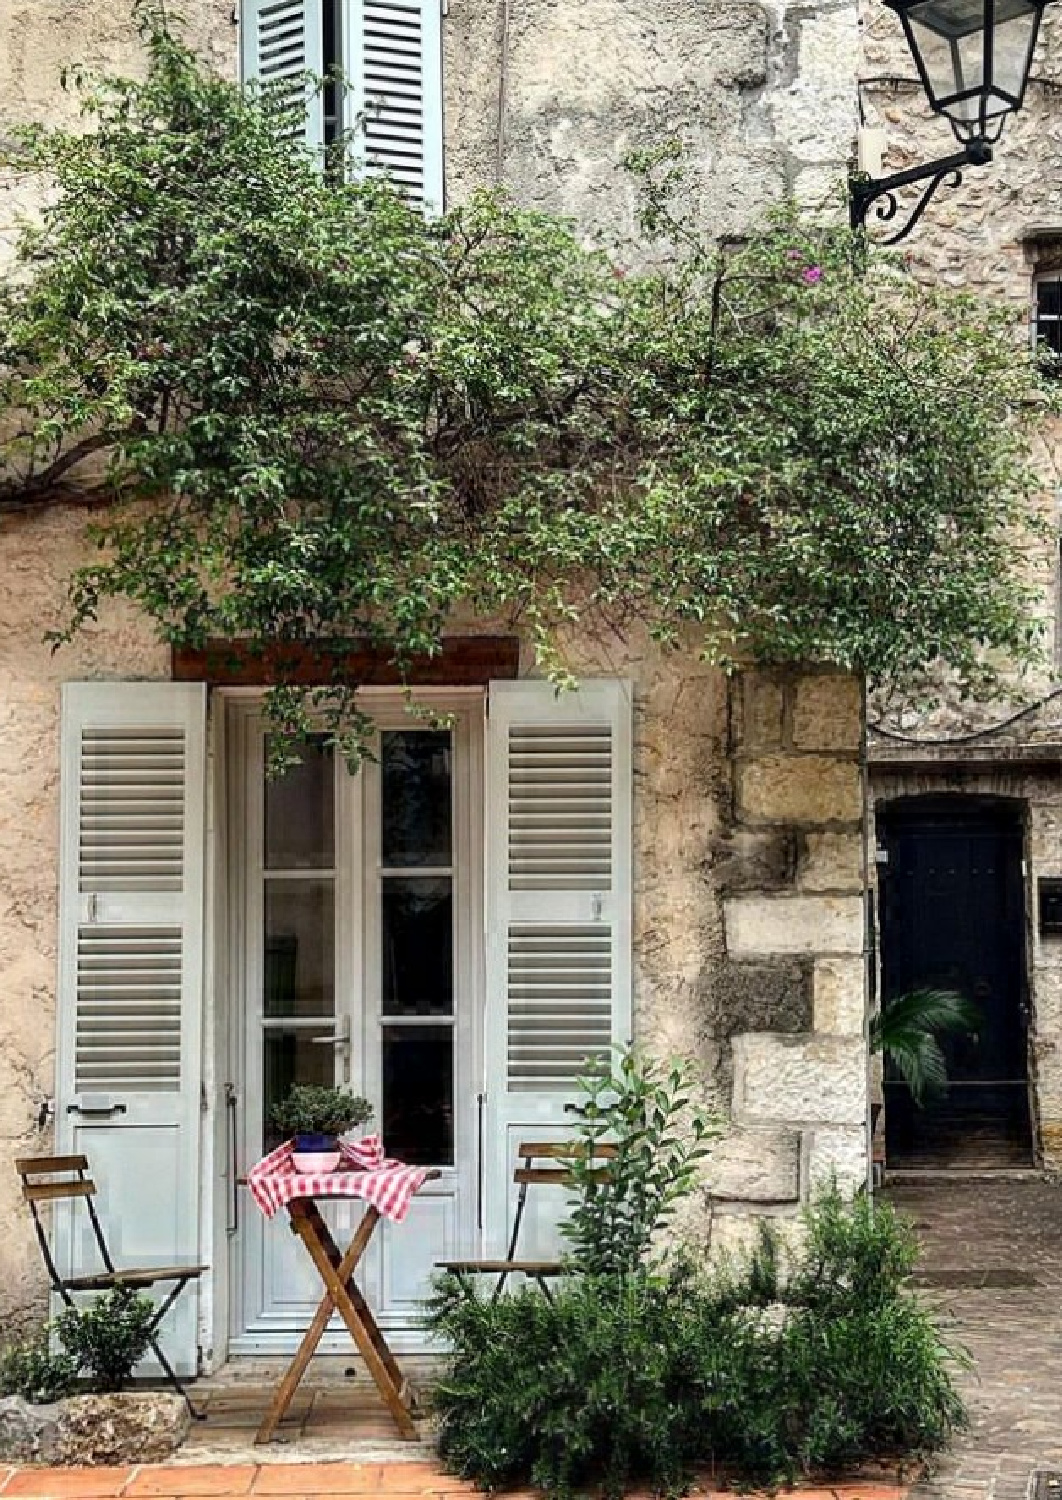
294 1132 336 1153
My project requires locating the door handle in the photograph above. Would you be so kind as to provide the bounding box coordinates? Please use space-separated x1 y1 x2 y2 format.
66 1102 127 1116
311 1015 351 1050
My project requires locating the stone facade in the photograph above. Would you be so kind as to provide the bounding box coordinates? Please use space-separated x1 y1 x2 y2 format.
0 0 876 1351
858 0 1062 1171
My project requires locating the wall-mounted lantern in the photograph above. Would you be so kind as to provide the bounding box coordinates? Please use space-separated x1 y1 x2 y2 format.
851 0 1055 242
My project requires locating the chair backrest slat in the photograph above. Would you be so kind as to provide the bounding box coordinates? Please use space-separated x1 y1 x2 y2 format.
513 1166 608 1186
21 1179 96 1203
503 1141 614 1264
515 1141 618 1161
15 1154 88 1175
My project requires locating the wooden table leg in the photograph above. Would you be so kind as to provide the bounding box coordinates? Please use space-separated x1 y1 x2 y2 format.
254 1205 379 1444
256 1199 418 1445
294 1204 418 1441
303 1204 409 1400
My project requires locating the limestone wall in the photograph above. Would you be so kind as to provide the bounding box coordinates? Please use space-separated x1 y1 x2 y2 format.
1 0 861 261
713 670 868 1249
0 0 870 1330
0 503 868 1324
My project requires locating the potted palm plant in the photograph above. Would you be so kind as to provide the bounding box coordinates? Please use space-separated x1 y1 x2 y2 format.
271 1084 374 1171
870 987 980 1127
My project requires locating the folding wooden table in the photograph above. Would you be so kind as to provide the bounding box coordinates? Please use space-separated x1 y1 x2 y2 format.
251 1165 440 1444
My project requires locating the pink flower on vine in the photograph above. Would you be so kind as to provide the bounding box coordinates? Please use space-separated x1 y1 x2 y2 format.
803 265 823 285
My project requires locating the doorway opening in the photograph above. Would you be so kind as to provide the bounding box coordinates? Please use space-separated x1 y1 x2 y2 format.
877 794 1033 1168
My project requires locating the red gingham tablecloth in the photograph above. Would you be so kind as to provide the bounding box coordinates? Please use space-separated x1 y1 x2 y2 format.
246 1135 429 1223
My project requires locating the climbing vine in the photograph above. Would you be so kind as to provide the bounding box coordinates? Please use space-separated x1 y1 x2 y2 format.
0 5 1052 753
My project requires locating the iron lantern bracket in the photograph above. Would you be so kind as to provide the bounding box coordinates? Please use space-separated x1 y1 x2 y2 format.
849 136 993 244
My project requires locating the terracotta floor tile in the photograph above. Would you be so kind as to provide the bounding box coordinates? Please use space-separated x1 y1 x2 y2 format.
252 1467 388 1496
123 1466 257 1497
2 1470 134 1498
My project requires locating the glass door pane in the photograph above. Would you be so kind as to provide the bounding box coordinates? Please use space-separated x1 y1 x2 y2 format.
261 736 337 1148
378 730 455 1167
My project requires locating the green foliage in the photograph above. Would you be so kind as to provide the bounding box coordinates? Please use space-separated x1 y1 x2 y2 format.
428 1186 967 1496
0 8 1053 754
55 1286 156 1393
871 988 981 1106
561 1049 720 1276
270 1083 373 1139
0 1334 78 1404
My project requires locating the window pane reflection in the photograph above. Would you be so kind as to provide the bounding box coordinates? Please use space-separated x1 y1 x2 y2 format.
381 732 452 867
382 1026 454 1165
264 880 335 1017
382 878 453 1015
265 736 334 870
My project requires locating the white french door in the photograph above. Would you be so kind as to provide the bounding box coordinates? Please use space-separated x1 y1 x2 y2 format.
227 694 482 1353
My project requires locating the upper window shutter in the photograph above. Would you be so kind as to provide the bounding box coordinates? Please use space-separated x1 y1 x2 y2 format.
55 683 208 1377
241 0 326 151
344 0 444 209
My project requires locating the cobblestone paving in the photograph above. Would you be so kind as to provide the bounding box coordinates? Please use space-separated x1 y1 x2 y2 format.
885 1174 1062 1500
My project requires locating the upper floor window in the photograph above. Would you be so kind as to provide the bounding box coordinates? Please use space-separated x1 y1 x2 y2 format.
241 0 444 210
1034 271 1062 376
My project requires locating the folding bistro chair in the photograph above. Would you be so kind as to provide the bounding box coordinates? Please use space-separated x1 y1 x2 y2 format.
437 1140 615 1299
16 1155 207 1416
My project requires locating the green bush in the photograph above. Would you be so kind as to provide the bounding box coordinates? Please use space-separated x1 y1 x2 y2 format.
428 1186 967 1497
0 1334 78 1404
562 1050 720 1276
55 1286 157 1393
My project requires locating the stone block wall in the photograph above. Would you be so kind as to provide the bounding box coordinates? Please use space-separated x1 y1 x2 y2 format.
711 668 869 1232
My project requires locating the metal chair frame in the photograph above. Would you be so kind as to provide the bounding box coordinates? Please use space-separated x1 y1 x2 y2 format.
16 1154 207 1417
437 1140 615 1300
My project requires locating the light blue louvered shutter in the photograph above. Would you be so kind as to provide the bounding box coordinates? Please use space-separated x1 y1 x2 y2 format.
344 0 444 210
241 0 326 151
483 680 633 1264
55 683 207 1377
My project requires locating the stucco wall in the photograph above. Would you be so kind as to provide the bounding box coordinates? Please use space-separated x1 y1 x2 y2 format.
0 504 868 1326
1 0 861 253
0 0 870 1331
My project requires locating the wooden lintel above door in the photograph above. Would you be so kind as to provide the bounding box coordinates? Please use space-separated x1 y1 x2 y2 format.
171 636 520 687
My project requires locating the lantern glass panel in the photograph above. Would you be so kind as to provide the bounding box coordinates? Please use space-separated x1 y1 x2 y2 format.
905 0 985 104
903 0 1041 130
992 0 1041 102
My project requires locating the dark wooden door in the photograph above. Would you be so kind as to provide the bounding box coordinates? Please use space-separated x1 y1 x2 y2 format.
878 797 1031 1166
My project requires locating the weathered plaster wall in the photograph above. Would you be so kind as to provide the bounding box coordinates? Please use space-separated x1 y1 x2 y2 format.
1 0 862 255
0 0 868 1324
447 0 858 240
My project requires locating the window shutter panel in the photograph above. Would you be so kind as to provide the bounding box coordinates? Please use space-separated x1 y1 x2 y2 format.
483 679 632 1258
345 0 444 209
241 0 326 151
56 683 208 1377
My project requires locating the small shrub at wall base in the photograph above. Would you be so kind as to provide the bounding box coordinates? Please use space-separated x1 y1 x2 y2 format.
55 1287 157 1394
0 1286 158 1401
0 1337 78 1405
427 1188 968 1498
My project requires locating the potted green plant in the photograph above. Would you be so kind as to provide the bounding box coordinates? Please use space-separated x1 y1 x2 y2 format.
271 1084 374 1171
869 986 980 1130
